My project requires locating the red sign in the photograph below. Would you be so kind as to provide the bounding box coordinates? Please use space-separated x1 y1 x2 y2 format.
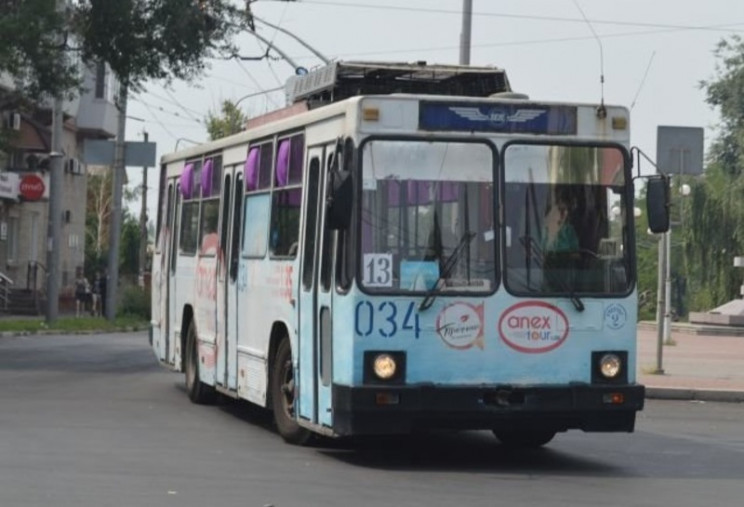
19 174 45 201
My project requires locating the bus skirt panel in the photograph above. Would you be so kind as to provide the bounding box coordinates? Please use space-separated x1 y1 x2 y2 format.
331 383 644 436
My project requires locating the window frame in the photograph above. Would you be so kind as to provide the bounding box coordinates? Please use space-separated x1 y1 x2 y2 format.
355 134 500 298
500 138 635 299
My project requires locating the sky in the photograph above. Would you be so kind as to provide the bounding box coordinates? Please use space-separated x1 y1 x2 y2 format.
123 0 744 221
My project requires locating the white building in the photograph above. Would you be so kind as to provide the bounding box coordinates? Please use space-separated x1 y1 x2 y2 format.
0 61 119 313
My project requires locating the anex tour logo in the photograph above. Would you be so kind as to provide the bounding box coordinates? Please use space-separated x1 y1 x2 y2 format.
436 302 485 350
498 301 569 353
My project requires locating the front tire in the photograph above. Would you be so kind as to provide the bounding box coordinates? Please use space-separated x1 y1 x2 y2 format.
493 429 556 449
271 338 312 445
184 320 216 404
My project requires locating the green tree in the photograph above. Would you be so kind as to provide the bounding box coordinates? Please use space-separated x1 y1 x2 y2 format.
206 99 249 140
72 1 243 92
0 0 79 98
0 0 80 151
680 36 744 312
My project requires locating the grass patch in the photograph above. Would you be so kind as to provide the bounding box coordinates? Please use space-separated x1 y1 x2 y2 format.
0 316 148 334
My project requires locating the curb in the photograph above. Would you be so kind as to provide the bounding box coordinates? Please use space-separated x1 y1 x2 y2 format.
0 326 148 338
645 387 744 403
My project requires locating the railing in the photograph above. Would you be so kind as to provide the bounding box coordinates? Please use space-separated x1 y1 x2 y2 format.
0 271 13 312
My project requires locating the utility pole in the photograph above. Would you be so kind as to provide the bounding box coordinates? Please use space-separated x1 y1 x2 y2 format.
460 0 473 65
139 131 148 287
46 0 65 324
106 83 129 320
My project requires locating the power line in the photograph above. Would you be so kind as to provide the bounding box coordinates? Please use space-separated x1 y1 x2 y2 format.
130 97 205 126
315 22 744 60
234 59 282 108
296 1 744 34
144 89 205 118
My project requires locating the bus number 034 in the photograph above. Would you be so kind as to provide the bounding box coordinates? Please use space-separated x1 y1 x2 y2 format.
355 301 421 338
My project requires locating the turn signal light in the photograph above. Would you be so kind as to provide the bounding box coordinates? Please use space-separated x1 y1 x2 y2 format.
603 393 625 405
375 392 400 405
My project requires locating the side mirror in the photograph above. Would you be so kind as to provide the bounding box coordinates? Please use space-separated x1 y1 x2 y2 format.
646 175 670 233
327 169 352 230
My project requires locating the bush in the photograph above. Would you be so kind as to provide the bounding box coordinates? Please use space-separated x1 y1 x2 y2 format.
117 285 151 320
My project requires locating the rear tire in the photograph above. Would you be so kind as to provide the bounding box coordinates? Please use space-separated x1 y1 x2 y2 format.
493 429 556 449
271 337 312 445
184 320 216 405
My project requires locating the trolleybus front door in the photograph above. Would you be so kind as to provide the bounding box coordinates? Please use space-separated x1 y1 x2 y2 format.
298 144 334 428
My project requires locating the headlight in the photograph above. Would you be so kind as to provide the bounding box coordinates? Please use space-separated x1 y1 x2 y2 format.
373 353 397 380
599 353 622 378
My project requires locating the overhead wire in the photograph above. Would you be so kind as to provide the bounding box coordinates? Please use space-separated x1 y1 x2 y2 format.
295 1 744 34
310 21 744 61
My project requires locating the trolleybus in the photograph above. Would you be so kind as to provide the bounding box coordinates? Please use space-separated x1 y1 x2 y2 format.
150 61 669 447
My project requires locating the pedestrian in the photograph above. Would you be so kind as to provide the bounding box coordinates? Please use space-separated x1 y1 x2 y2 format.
99 269 108 317
74 271 90 318
91 271 102 317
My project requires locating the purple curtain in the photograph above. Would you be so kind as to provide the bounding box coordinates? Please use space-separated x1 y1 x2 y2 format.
276 139 290 187
245 147 259 191
180 163 194 198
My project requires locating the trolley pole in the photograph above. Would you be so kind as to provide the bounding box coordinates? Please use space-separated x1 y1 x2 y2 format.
460 0 473 65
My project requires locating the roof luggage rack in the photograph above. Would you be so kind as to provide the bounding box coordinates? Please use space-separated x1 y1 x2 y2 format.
285 60 511 107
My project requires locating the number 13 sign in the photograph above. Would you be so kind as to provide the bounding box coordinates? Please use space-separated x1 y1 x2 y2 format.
363 253 393 287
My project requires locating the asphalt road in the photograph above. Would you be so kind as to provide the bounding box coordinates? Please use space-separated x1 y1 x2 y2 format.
1 332 742 507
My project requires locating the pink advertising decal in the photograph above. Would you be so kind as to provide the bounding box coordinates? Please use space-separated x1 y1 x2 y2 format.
498 301 569 353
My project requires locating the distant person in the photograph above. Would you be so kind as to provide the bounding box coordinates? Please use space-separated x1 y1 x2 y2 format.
99 269 108 317
91 272 103 317
74 272 91 318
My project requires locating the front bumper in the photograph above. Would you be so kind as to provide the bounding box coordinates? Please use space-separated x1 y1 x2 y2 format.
332 383 644 436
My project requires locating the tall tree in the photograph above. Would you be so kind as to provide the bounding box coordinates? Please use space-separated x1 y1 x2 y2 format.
0 0 80 151
206 99 249 140
0 0 79 99
71 0 246 317
681 36 744 311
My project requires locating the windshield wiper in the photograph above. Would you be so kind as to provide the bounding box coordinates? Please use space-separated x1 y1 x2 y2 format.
520 236 585 312
419 231 477 312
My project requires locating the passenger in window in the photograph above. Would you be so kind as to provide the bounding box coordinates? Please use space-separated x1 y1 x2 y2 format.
543 190 579 253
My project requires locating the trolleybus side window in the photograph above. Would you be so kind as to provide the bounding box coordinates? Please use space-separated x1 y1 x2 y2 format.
198 156 222 257
270 134 304 258
242 143 273 258
229 173 243 281
179 160 201 255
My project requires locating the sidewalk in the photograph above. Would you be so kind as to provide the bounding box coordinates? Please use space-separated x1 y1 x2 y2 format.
637 325 744 402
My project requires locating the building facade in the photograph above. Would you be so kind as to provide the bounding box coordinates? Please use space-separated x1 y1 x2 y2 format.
0 61 118 309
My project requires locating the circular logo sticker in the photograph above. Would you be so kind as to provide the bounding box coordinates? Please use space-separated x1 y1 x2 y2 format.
604 304 628 330
436 302 485 350
498 301 569 354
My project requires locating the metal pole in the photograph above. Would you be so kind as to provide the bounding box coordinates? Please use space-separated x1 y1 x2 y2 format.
45 0 65 324
663 228 672 343
460 0 473 65
139 131 148 287
106 83 128 320
655 230 667 374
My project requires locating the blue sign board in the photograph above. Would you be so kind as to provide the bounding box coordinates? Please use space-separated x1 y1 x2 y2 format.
419 102 577 135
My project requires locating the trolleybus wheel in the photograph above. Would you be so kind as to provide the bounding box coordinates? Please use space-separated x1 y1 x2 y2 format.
271 338 312 445
493 429 556 449
185 320 216 405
